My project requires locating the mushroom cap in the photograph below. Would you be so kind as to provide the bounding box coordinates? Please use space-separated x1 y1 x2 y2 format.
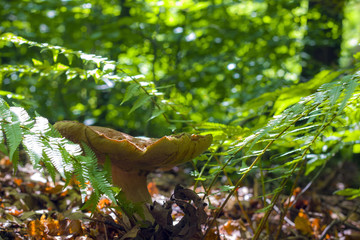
54 121 212 171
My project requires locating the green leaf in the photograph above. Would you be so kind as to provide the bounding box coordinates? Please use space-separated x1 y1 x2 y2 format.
0 98 10 119
147 108 165 121
337 77 357 115
11 149 19 172
3 120 22 161
128 94 151 114
81 192 100 211
0 90 25 100
22 134 43 166
10 107 31 125
335 188 360 200
52 49 59 62
32 58 43 66
121 83 140 105
43 138 65 178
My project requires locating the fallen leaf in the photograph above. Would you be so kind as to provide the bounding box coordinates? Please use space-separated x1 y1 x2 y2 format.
0 156 11 166
223 220 238 235
147 182 159 196
8 208 23 216
27 219 45 239
44 184 64 194
13 178 23 186
294 209 313 236
97 198 111 210
26 182 36 188
311 218 321 236
44 217 61 236
203 228 219 240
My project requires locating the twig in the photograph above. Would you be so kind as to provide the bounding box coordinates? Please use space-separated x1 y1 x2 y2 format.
320 196 360 239
319 219 340 240
266 199 294 226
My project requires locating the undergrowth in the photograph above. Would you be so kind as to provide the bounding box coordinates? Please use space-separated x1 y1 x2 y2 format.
1 33 360 238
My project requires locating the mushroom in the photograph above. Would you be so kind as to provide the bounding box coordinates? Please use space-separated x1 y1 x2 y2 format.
53 121 212 205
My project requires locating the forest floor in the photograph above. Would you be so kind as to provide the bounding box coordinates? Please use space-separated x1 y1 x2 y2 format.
0 154 360 240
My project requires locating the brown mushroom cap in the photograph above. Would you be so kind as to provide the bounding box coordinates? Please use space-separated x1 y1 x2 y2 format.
53 121 213 171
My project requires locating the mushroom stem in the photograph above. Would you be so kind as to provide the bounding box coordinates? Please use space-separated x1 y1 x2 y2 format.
111 166 151 203
111 166 154 221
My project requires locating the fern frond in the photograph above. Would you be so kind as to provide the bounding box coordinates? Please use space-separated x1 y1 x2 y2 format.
0 125 3 144
205 70 360 234
0 99 118 212
41 153 57 183
22 134 43 166
43 137 66 178
1 33 168 119
0 98 11 120
81 144 115 203
0 33 144 84
3 116 22 161
31 117 51 135
81 191 101 212
73 155 88 202
198 122 249 141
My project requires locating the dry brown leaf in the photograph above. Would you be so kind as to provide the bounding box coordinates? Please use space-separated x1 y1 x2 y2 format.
44 217 61 236
44 184 64 194
203 228 219 240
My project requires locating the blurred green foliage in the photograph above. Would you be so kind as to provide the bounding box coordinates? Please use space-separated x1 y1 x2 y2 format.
2 0 357 136
1 0 360 217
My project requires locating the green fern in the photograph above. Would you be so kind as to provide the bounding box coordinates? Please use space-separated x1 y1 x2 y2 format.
0 97 116 213
0 33 170 121
202 70 360 237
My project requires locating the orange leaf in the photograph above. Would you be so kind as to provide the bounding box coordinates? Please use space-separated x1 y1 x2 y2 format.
0 156 11 166
147 182 159 196
40 214 46 224
60 189 69 197
293 187 301 196
97 198 111 209
311 218 320 231
8 208 23 216
69 176 80 186
27 219 45 238
223 220 238 235
311 218 321 238
13 178 23 186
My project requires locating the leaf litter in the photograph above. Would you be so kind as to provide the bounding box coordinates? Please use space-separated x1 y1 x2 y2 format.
0 153 360 239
